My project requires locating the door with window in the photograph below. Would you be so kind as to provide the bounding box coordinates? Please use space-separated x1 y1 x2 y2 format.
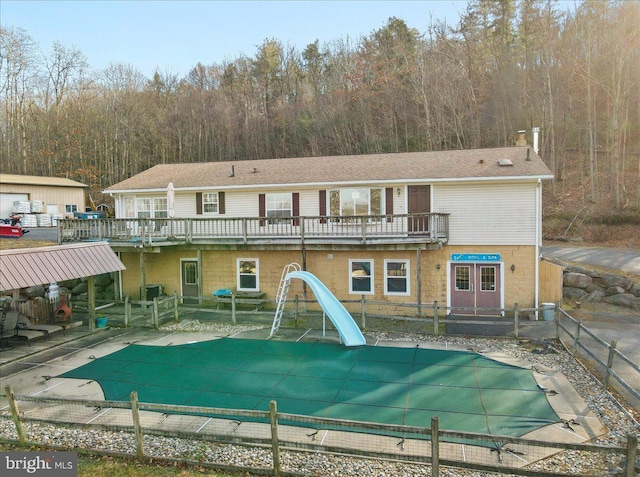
181 260 199 305
407 185 430 233
450 263 501 315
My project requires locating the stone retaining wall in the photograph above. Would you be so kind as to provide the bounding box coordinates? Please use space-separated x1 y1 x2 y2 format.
562 265 640 310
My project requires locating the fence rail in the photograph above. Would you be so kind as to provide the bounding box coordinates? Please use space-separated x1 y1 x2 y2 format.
57 213 449 246
556 309 640 410
2 386 636 477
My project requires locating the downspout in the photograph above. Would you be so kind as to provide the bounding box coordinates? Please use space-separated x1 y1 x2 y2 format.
535 178 541 319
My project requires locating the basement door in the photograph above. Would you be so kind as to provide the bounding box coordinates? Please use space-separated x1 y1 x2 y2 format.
450 263 501 315
181 260 199 305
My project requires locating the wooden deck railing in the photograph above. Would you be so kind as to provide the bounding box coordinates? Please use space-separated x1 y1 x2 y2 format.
57 213 449 246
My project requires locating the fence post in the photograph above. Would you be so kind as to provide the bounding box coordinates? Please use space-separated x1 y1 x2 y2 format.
294 295 299 328
431 416 439 477
5 386 27 446
124 296 130 327
231 293 237 324
573 319 582 356
130 391 145 460
152 297 159 329
269 400 281 477
433 301 439 335
173 292 179 322
514 303 519 339
603 340 617 391
625 434 638 477
361 295 366 330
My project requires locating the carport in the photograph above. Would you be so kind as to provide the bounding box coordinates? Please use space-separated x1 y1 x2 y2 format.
0 242 126 331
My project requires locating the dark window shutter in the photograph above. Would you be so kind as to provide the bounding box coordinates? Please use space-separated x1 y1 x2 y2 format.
259 193 266 226
292 192 300 226
386 187 394 223
196 192 203 215
319 190 327 223
218 191 225 214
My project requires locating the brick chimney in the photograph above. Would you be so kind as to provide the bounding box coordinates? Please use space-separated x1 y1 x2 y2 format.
516 130 527 147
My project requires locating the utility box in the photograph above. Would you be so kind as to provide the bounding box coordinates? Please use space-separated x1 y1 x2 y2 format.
144 284 163 300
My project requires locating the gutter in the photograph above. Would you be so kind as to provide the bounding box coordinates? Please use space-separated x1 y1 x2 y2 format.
103 175 555 195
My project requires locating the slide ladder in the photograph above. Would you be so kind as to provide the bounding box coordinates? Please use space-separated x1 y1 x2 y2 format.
270 263 301 337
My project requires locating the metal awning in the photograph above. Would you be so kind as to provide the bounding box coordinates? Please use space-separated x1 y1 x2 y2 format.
0 242 126 291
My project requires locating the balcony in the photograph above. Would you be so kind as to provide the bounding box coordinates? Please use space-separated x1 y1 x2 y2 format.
58 213 449 248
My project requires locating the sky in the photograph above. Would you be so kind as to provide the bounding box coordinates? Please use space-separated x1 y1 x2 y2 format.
1 0 467 78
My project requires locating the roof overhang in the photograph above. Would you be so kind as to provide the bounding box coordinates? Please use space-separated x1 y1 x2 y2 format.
105 174 555 195
0 242 126 291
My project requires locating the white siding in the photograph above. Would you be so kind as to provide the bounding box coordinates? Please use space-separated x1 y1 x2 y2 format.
433 182 537 245
179 189 321 218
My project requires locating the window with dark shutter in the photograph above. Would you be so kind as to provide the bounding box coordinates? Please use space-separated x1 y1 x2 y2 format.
319 190 327 223
258 193 265 226
292 192 300 226
196 192 203 215
218 191 225 214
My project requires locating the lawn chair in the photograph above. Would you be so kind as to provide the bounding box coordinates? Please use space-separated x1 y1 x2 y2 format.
1 310 46 346
16 311 65 340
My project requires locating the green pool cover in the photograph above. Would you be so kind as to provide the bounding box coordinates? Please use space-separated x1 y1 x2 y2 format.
60 338 558 439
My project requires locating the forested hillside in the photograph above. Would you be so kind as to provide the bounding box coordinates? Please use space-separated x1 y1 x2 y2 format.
1 1 639 243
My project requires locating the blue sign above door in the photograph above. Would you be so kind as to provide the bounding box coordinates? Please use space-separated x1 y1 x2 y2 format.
450 253 501 262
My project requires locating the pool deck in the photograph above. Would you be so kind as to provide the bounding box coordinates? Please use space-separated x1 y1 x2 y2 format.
0 322 608 469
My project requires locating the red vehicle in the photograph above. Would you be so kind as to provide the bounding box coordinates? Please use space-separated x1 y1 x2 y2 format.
0 224 28 238
0 216 28 238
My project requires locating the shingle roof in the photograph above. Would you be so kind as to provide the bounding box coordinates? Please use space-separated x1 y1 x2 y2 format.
104 147 553 192
0 173 87 188
0 242 126 291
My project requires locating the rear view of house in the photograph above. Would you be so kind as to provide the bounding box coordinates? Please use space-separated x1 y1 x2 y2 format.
60 145 553 315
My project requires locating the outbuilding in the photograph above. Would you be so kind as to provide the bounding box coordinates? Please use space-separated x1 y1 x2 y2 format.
0 173 87 220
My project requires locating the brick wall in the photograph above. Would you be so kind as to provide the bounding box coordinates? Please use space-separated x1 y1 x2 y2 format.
119 244 539 309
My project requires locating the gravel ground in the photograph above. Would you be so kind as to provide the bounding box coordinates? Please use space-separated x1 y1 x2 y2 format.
1 320 639 476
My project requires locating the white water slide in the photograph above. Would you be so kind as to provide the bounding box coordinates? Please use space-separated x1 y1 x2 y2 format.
270 266 366 347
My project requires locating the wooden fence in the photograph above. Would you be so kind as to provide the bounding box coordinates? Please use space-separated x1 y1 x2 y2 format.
2 386 637 477
556 308 640 411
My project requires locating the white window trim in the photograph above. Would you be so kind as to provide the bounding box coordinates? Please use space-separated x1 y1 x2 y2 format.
135 196 167 218
203 192 219 214
237 258 259 291
384 259 410 296
349 259 374 295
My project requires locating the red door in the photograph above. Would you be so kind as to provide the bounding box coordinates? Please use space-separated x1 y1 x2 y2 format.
450 263 501 315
